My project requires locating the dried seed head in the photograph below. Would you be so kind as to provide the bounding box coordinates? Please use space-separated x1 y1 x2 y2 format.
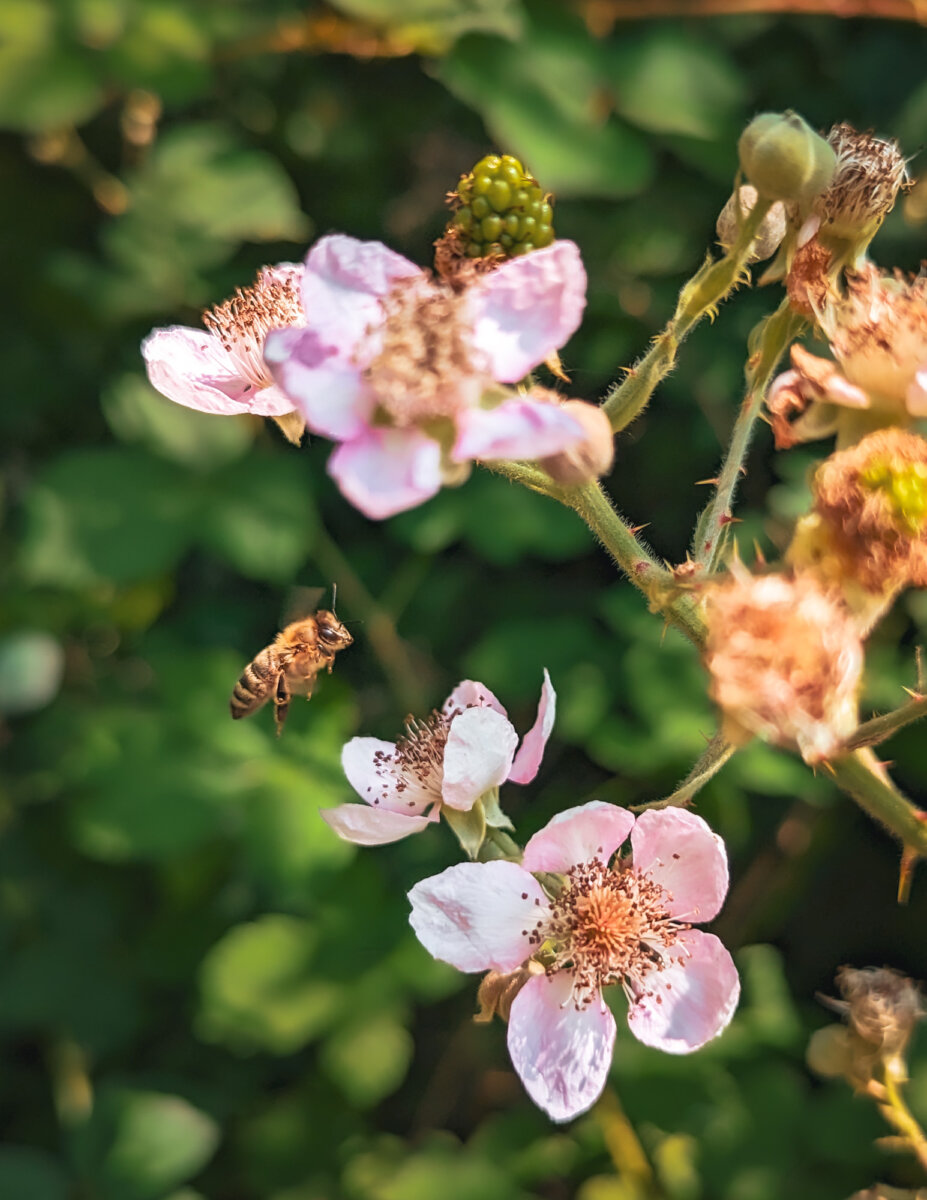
821 265 927 411
716 185 788 262
703 570 862 764
829 966 924 1083
811 428 927 592
785 234 833 317
540 397 614 485
814 123 909 246
203 265 304 391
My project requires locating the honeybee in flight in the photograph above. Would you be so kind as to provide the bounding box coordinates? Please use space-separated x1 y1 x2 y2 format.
230 595 353 735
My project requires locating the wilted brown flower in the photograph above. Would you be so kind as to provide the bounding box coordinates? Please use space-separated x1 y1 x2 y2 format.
824 966 924 1085
814 123 909 249
703 569 862 763
810 428 927 592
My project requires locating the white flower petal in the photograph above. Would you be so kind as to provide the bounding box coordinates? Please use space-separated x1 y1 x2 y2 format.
442 707 519 811
408 861 548 973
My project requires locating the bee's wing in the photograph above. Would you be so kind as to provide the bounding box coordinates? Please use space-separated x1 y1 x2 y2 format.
281 585 327 627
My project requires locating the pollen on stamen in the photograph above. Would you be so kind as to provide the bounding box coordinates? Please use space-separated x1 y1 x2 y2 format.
531 858 687 1012
202 266 303 390
367 277 485 426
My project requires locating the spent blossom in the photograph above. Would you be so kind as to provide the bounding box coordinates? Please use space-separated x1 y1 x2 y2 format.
323 673 555 846
811 123 909 252
810 428 927 593
409 801 738 1122
767 266 927 445
142 263 305 440
263 234 587 518
703 569 863 763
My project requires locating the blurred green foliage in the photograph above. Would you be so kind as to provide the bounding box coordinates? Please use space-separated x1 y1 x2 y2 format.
2 1 927 1197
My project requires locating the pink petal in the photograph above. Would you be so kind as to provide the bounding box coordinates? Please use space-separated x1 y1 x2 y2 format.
630 808 729 923
823 375 871 409
451 398 584 463
408 861 549 973
341 737 437 815
907 369 927 417
509 668 556 785
508 972 616 1122
442 707 519 811
469 241 587 382
443 680 508 720
327 427 443 520
264 327 373 440
522 801 634 875
320 803 436 846
627 930 740 1054
143 326 295 416
301 234 421 357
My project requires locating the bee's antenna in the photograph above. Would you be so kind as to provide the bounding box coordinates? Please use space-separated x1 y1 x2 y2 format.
331 582 338 616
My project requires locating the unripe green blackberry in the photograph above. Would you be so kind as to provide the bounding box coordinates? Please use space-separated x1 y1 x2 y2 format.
452 154 554 259
738 111 836 206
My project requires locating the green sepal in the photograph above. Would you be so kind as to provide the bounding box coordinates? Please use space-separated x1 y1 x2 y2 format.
443 800 487 861
481 787 514 832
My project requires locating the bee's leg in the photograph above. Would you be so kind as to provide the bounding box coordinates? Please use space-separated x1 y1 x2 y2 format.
273 674 291 737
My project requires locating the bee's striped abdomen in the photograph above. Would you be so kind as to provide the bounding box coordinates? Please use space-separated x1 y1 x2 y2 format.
230 648 279 719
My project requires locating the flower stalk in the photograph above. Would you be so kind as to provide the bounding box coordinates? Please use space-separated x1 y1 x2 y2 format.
602 195 773 433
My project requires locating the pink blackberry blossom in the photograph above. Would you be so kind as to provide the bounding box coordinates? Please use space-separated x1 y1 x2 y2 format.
264 234 587 519
322 672 556 847
408 802 738 1122
142 264 304 418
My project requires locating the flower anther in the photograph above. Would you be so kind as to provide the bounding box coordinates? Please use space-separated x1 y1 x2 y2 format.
142 264 304 424
323 672 556 846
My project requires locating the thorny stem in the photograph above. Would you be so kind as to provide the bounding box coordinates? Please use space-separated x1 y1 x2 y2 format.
312 520 429 713
828 748 927 868
602 197 772 434
484 461 707 647
847 692 927 751
693 299 806 570
880 1073 927 1174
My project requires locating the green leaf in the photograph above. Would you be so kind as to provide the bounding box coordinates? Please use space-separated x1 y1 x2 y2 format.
20 449 195 587
438 32 652 198
76 1087 219 1200
103 373 255 470
608 29 746 141
321 1010 414 1108
198 915 344 1053
0 1146 69 1200
328 0 523 48
196 454 318 582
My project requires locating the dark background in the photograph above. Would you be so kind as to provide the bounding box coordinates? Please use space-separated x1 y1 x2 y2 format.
2 2 927 1196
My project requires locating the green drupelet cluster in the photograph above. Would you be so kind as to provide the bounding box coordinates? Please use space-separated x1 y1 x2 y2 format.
453 154 554 259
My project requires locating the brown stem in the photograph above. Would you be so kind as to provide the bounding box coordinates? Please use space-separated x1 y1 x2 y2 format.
578 0 927 30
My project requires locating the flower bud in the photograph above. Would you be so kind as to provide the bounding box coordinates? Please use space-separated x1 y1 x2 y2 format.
716 185 788 262
738 111 837 205
540 399 614 485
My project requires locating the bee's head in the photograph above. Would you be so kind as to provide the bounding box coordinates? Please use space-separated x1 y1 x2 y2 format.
316 610 353 651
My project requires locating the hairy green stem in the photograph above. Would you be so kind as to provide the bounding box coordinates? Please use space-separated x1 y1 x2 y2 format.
693 299 806 570
881 1073 927 1174
602 196 772 433
485 462 707 646
829 748 927 858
